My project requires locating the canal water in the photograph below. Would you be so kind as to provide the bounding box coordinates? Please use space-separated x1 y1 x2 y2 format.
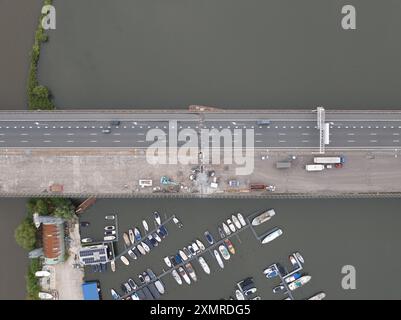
1 0 401 299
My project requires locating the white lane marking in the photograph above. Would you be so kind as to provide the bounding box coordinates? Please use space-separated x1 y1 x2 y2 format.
306 126 310 129
29 126 32 129
393 133 399 136
52 126 56 128
20 140 28 143
347 140 355 143
67 133 74 136
278 133 286 136
290 126 294 129
298 126 302 129
275 126 278 129
21 126 25 129
370 133 377 135
113 140 121 143
91 126 95 129
68 126 72 129
43 133 51 136
43 140 52 143
90 133 97 136
345 126 349 129
256 140 263 143
76 126 80 129
393 140 399 143
90 140 97 143
370 140 377 143
137 133 145 136
301 133 309 136
124 126 127 129
278 140 286 143
347 133 355 136
113 133 121 136
67 140 74 143
302 140 309 143
60 126 64 129
0 141 4 143
255 133 262 136
20 133 28 136
137 140 145 143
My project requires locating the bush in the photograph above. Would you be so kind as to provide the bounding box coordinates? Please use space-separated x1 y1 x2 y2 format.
26 198 75 220
26 259 41 300
14 218 37 251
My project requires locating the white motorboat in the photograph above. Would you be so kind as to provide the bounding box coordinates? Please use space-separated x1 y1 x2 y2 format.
261 228 283 244
142 220 149 232
110 260 116 272
185 263 197 282
288 275 311 291
128 229 135 244
308 292 326 300
171 269 183 285
235 290 245 300
222 223 231 236
227 219 236 233
196 239 206 251
178 267 191 285
214 250 224 269
38 292 54 300
197 257 210 274
141 241 150 253
154 211 161 225
231 215 242 229
251 209 276 226
237 213 247 227
120 255 130 266
136 243 147 255
123 233 131 246
164 256 172 268
179 250 189 261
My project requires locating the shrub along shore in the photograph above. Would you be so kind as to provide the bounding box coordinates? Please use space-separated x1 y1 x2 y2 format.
27 0 54 110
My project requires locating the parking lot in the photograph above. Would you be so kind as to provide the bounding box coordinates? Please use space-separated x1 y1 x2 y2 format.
80 197 401 300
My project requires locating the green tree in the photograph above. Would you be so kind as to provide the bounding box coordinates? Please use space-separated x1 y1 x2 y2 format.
14 218 37 251
26 259 41 300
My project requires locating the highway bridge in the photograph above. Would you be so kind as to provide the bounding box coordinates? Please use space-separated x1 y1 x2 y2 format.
1 109 401 150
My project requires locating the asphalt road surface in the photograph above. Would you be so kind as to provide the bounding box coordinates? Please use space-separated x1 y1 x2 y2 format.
2 111 401 149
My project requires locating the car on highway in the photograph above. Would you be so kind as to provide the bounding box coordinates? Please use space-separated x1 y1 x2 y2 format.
256 120 271 126
110 120 121 126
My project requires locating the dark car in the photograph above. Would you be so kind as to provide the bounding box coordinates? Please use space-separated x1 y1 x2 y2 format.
110 120 121 126
80 221 90 227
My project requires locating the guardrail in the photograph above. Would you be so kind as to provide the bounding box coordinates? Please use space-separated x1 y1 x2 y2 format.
1 192 401 199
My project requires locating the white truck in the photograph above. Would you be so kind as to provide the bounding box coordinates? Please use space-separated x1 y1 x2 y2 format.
313 156 345 164
305 164 325 172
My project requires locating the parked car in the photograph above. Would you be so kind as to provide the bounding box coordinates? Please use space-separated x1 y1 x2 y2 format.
80 221 90 227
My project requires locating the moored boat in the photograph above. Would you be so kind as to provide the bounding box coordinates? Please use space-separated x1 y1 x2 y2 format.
35 270 50 277
197 257 210 274
171 269 183 285
261 228 283 244
196 239 206 251
136 243 147 255
224 239 236 255
134 227 142 241
164 256 172 268
154 211 161 225
251 209 276 226
153 232 162 243
110 289 120 300
219 245 230 260
123 232 131 246
308 292 326 300
218 227 226 239
185 263 197 282
111 260 116 272
178 267 191 285
120 255 130 266
204 231 214 245
237 213 247 227
227 219 236 233
214 250 224 269
179 250 189 261
183 247 192 258
232 215 242 229
288 275 311 291
128 249 137 260
38 292 54 300
142 219 149 232
141 241 150 253
235 290 245 300
222 223 231 236
128 229 135 244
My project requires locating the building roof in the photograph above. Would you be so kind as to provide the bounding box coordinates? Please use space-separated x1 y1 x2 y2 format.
42 223 62 259
82 282 100 300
